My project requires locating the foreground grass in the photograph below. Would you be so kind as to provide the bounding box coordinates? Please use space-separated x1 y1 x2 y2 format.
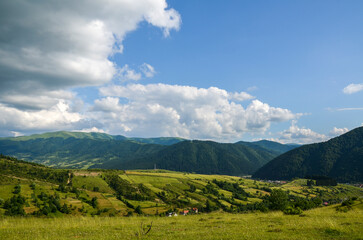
0 204 362 240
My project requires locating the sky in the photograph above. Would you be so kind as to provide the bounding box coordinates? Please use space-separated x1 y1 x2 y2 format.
0 0 362 144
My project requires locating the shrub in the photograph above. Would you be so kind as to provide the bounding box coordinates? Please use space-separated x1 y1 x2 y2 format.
283 206 303 215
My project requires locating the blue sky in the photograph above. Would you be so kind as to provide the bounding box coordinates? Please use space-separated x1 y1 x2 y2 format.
0 0 362 143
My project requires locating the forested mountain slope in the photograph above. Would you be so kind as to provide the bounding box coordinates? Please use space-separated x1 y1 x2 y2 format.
253 127 363 182
108 140 277 175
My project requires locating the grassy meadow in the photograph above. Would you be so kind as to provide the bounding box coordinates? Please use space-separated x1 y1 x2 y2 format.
1 156 363 239
0 202 362 240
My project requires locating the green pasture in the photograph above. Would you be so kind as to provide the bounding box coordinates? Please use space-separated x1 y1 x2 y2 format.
0 202 362 240
72 176 113 193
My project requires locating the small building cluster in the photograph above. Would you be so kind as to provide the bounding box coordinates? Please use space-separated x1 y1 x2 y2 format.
166 208 198 217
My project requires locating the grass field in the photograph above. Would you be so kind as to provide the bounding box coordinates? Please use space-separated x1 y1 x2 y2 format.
1 169 363 217
1 162 363 239
0 202 362 240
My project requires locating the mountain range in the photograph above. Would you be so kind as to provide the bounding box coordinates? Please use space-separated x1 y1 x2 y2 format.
0 131 296 175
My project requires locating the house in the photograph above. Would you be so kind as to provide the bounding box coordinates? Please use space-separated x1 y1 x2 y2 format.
182 210 189 215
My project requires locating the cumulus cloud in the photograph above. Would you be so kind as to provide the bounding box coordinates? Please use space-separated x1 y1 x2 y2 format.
329 127 349 137
343 83 363 94
276 122 351 144
0 0 181 135
0 101 83 136
230 92 255 101
0 0 180 97
278 121 327 144
91 83 297 141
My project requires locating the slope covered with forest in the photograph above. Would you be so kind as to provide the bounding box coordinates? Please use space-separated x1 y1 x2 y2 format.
105 140 277 175
0 131 292 174
253 127 363 182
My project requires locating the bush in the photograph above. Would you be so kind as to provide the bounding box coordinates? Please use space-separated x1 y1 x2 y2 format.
13 185 21 194
283 206 303 215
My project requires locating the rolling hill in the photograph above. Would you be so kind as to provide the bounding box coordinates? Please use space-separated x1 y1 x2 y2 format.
103 140 278 175
253 126 363 182
1 155 362 218
0 137 166 169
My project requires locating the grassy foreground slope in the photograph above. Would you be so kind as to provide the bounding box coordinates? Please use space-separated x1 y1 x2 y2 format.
0 203 362 240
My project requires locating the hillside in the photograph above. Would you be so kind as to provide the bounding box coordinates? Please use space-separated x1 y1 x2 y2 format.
2 131 185 145
1 156 362 218
0 138 166 169
104 140 286 175
253 126 363 182
236 140 298 155
0 131 287 173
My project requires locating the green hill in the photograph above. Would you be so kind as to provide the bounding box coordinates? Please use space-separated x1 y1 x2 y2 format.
0 154 69 185
1 155 362 218
253 126 363 182
0 138 165 169
106 140 277 175
236 140 298 155
3 131 184 145
2 131 121 141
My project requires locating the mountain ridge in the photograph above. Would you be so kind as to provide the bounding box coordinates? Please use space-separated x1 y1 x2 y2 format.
253 126 363 182
0 131 300 175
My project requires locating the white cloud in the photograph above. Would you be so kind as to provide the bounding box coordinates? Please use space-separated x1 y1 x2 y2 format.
0 101 83 136
117 65 142 81
343 83 363 94
329 127 349 137
116 63 157 82
278 121 327 144
92 83 297 141
140 63 157 78
276 123 351 144
0 0 180 96
0 0 180 135
74 127 107 134
230 92 255 101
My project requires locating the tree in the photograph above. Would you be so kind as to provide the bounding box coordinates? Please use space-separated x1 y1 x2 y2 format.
90 197 98 208
268 189 289 210
135 205 143 215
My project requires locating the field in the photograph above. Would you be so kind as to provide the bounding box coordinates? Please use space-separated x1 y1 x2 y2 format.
1 157 363 239
1 160 363 217
0 202 362 240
